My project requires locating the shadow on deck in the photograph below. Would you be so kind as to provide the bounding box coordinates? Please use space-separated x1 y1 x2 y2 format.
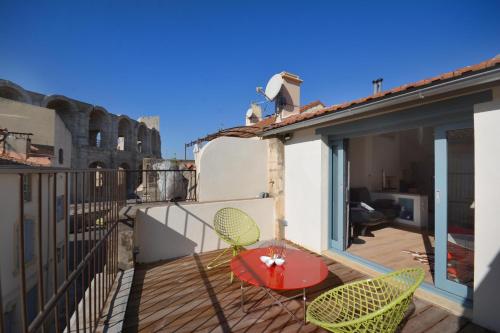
120 249 488 333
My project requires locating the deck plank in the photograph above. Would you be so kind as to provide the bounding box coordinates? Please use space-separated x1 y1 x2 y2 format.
120 248 483 333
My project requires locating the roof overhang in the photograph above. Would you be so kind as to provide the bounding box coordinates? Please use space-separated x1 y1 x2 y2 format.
261 66 500 137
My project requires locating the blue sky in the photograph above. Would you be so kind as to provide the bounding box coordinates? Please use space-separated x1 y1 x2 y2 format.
1 1 499 159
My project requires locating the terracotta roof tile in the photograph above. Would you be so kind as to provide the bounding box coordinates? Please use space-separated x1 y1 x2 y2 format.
263 56 500 132
0 151 52 167
299 100 325 113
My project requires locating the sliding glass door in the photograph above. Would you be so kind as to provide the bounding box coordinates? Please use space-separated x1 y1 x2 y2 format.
435 123 475 299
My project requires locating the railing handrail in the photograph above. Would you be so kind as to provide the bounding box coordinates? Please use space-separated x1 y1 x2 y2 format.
0 168 196 174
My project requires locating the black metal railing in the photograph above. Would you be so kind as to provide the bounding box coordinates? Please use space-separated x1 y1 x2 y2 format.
0 169 125 333
0 167 197 333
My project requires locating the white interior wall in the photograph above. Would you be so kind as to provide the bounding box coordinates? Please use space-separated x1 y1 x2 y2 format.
472 90 500 332
349 129 434 194
134 198 275 263
348 136 370 189
349 134 400 191
197 137 268 202
283 128 329 253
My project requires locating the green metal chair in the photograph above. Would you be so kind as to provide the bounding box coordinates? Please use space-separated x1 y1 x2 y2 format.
207 207 260 282
306 267 425 333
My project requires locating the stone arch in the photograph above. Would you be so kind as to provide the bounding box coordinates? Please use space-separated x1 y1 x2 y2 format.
137 123 149 153
118 162 130 169
42 95 78 140
88 107 110 148
0 80 32 104
151 129 161 156
88 161 106 188
88 161 106 168
137 163 144 186
117 117 133 151
118 162 134 197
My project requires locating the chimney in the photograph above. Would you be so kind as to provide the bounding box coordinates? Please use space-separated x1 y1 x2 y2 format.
276 71 302 122
372 78 383 95
245 103 263 126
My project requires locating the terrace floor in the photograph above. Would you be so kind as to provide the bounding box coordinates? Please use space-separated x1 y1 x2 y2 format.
348 226 436 284
120 248 488 333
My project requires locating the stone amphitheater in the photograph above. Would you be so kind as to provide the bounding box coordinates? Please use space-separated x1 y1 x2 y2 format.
0 79 161 170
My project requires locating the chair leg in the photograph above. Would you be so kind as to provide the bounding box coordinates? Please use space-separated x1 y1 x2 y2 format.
230 246 239 283
206 246 232 270
207 245 240 283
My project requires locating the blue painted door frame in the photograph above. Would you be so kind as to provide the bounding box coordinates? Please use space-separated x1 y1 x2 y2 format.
326 121 476 301
329 139 347 251
434 121 474 300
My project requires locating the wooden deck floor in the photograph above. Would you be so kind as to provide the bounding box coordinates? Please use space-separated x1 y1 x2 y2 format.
122 248 487 333
347 226 436 284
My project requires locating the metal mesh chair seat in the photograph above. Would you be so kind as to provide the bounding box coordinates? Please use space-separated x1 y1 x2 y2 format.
213 207 260 247
306 268 424 333
207 208 260 282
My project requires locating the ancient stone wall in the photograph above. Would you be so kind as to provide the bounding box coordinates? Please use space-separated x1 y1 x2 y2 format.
0 79 162 170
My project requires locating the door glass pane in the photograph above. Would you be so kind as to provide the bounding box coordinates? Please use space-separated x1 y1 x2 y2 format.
446 128 474 286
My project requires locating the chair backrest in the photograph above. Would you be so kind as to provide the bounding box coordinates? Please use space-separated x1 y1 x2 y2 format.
336 267 425 327
350 187 372 203
213 207 260 246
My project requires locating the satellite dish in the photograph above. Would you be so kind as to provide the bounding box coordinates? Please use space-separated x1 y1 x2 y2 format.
246 107 254 119
264 74 283 101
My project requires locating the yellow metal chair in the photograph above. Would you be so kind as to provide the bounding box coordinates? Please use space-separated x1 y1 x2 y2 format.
207 207 260 282
306 267 425 333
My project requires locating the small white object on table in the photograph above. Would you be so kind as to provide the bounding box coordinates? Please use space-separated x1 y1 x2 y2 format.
260 255 285 267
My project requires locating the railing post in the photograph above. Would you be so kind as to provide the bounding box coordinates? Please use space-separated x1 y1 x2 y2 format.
18 173 28 333
0 265 4 333
74 172 80 332
81 171 87 332
37 173 45 333
52 173 59 333
64 173 70 331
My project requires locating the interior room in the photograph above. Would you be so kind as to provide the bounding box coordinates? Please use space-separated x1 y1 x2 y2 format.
346 127 437 284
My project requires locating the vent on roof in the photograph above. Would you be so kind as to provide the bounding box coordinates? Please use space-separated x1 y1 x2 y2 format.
372 78 383 95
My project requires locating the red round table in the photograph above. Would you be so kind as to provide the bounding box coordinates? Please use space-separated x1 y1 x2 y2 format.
231 248 328 322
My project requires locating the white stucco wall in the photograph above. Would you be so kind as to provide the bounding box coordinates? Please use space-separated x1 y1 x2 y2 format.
472 89 500 332
0 97 72 167
283 128 329 253
197 137 268 202
0 98 56 145
134 198 275 263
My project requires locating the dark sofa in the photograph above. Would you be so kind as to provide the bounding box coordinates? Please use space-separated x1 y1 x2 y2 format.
349 187 400 236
